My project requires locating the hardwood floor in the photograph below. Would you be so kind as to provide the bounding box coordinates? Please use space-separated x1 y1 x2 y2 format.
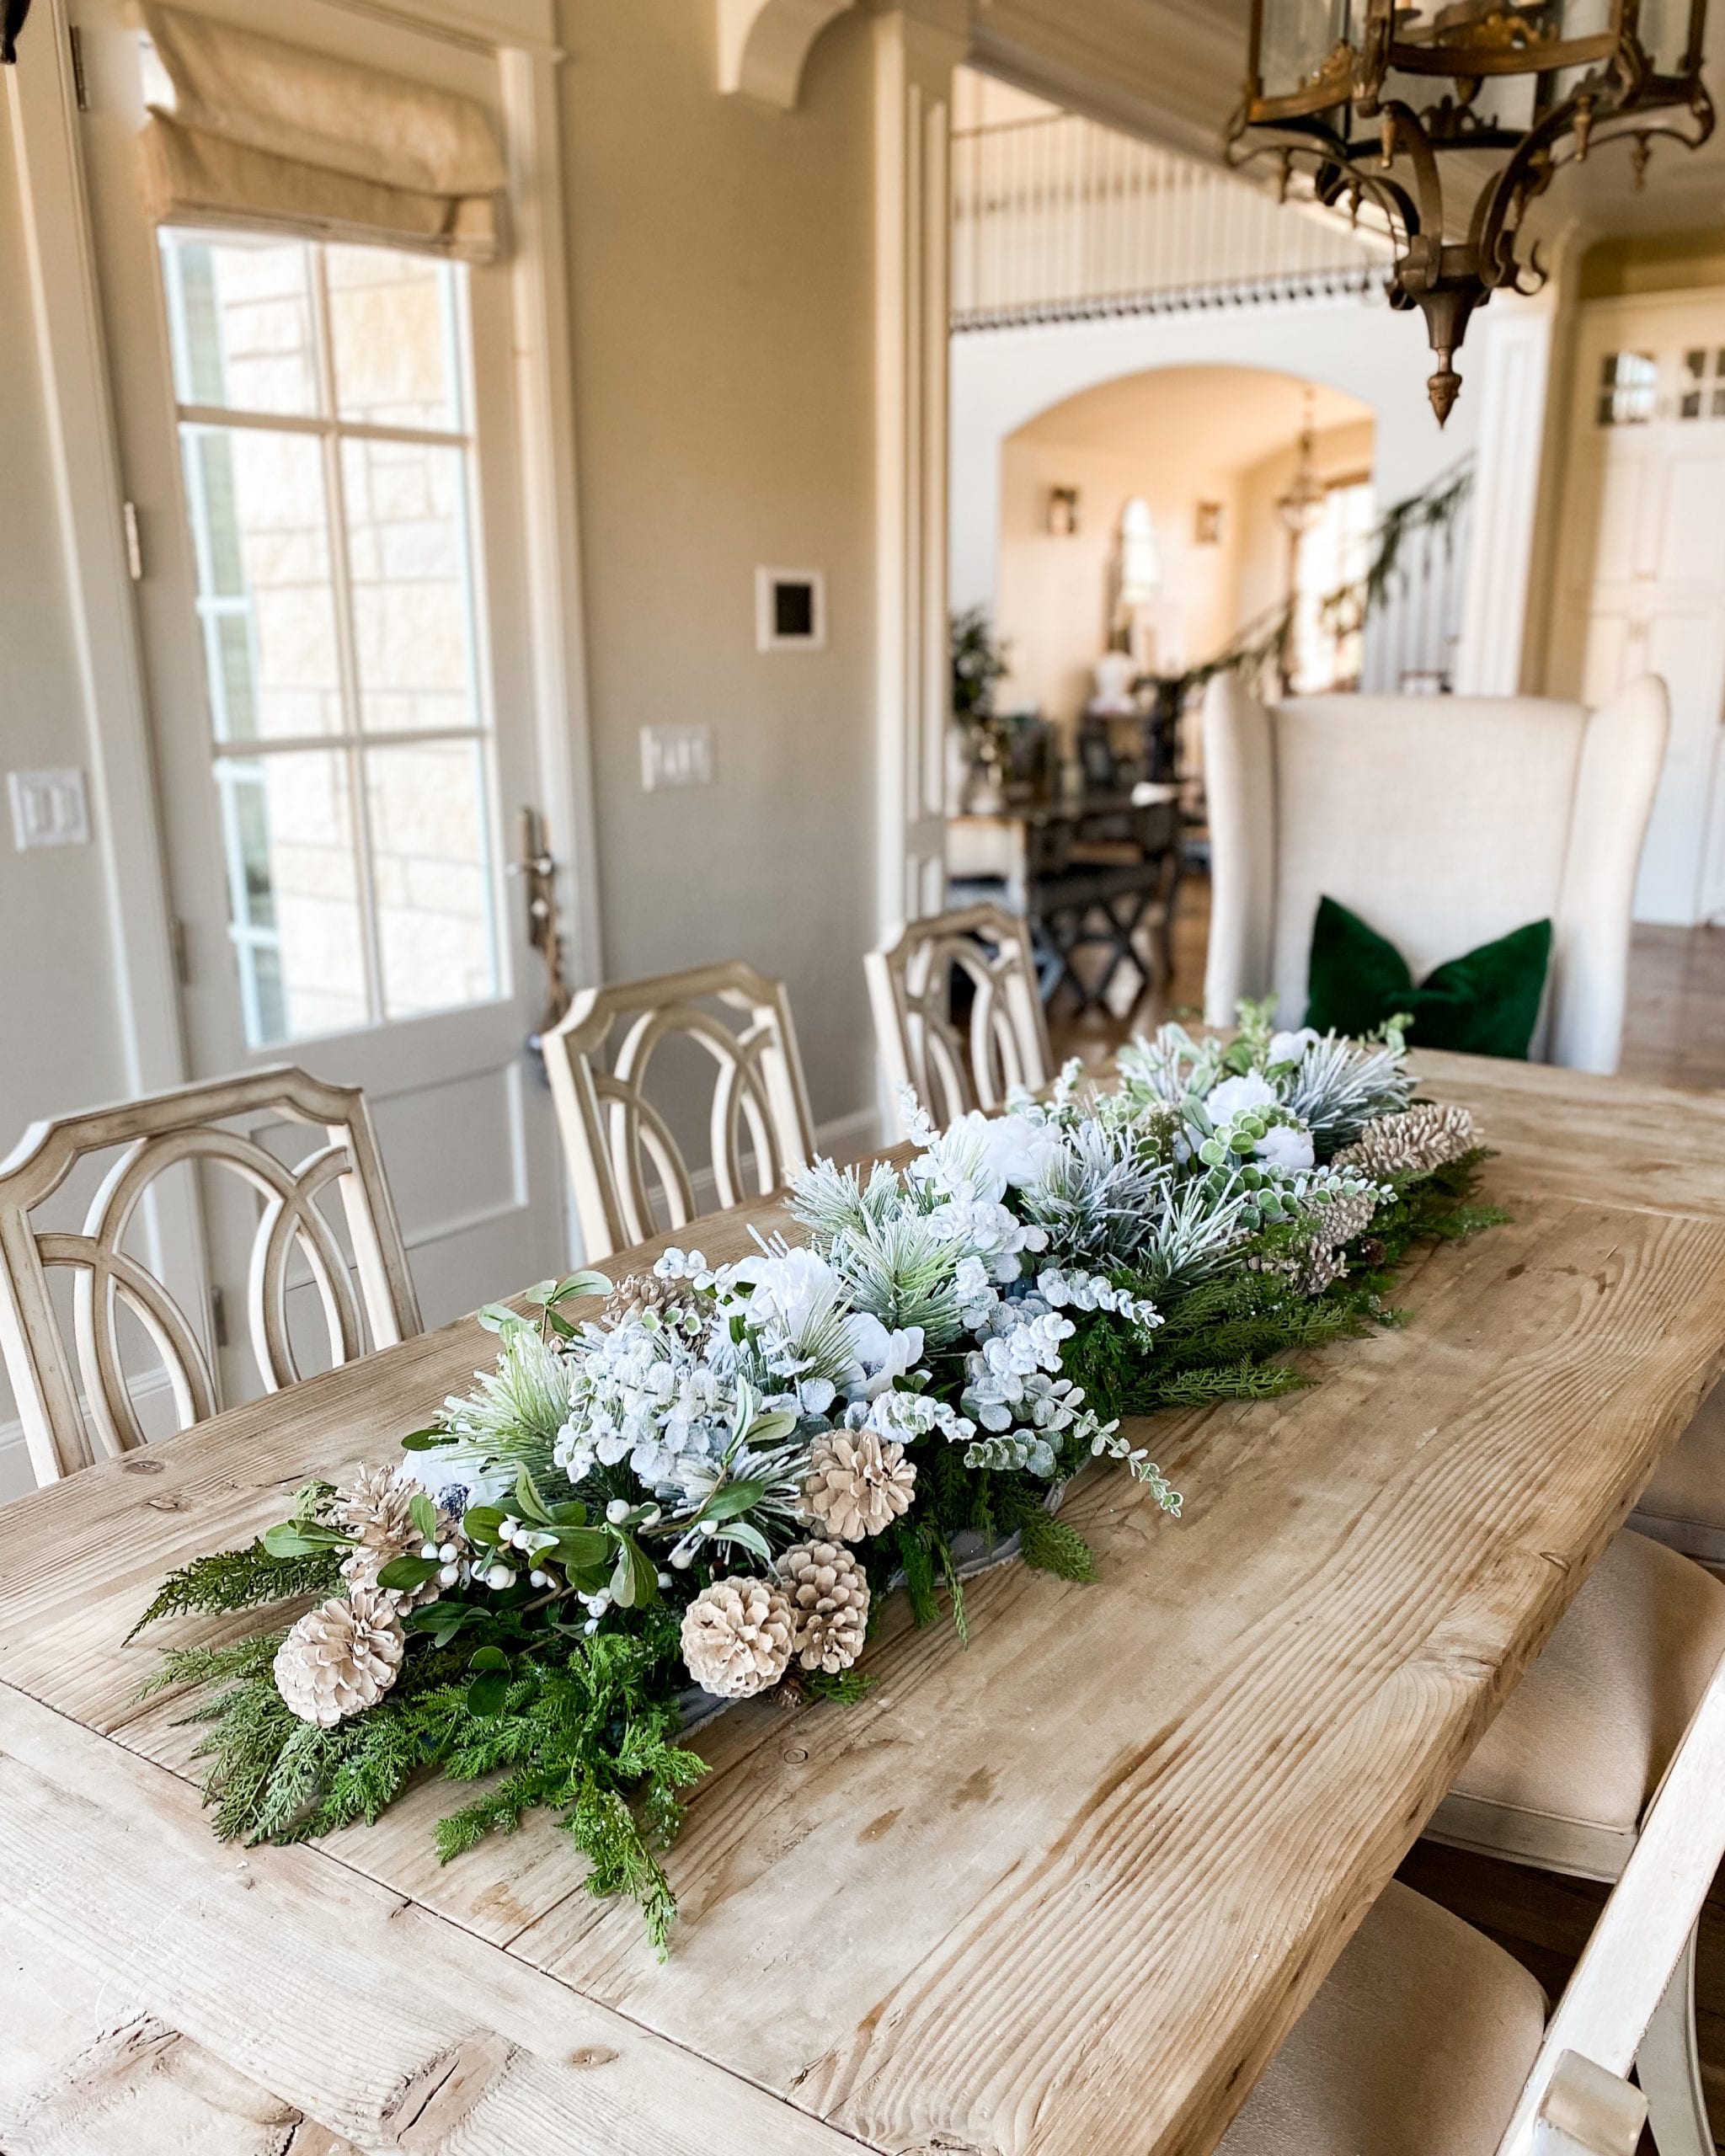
1052 883 1725 2143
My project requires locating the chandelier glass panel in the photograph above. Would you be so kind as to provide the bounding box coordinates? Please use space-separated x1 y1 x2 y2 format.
1229 1 1713 419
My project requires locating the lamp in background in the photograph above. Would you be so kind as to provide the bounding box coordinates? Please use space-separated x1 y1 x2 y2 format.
1276 392 1327 536
1228 0 1713 422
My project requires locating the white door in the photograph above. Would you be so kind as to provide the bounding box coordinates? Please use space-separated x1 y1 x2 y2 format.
1549 294 1725 926
72 0 576 1369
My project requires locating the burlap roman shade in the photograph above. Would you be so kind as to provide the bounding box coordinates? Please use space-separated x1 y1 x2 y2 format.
136 3 508 262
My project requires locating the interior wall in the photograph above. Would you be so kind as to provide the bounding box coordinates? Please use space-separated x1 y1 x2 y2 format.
994 435 1245 725
1232 418 1375 632
558 0 878 1141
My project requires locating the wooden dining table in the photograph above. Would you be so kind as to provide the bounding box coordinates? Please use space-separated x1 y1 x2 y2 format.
6 1047 1725 2155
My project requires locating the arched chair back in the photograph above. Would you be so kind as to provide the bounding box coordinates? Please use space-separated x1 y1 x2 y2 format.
0 1068 419 1484
542 960 816 1260
868 903 1052 1133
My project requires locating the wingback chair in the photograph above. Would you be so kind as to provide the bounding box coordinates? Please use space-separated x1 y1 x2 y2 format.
1202 675 1669 1075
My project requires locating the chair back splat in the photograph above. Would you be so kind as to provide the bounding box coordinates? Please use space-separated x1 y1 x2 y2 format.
868 903 1051 1134
542 961 816 1262
0 1068 418 1485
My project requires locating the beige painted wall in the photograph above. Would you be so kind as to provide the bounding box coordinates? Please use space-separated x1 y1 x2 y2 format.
1232 418 1376 632
996 435 1245 723
558 0 877 1134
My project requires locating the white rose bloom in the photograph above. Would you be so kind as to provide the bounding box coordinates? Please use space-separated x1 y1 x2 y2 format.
1204 1070 1279 1123
722 1246 844 1336
845 1313 927 1399
1254 1123 1316 1171
1268 1027 1320 1063
971 1111 1067 1192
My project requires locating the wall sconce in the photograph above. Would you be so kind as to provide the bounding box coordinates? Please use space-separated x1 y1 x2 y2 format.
1047 486 1081 537
1194 501 1225 546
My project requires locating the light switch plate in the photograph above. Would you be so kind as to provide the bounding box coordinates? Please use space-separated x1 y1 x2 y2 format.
8 768 91 851
640 725 715 792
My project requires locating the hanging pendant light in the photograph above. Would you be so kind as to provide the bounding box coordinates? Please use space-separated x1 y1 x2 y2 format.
1278 390 1327 534
1228 1 1714 422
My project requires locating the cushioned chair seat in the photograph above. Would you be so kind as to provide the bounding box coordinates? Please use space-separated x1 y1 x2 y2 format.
1429 1529 1725 1877
1634 1382 1725 1562
1219 1881 1547 2156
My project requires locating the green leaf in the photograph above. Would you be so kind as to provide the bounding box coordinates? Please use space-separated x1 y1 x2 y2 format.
376 1556 441 1592
477 1301 526 1334
700 1479 766 1523
260 1521 347 1559
398 1427 456 1451
408 1493 440 1544
513 1469 556 1528
609 1535 658 1610
468 1645 509 1672
710 1520 772 1564
549 1500 589 1526
462 1504 505 1545
742 1410 798 1446
466 1668 510 1717
545 1270 612 1305
551 1526 610 1570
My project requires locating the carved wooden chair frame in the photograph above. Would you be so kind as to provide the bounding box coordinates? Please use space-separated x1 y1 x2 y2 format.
0 1067 420 1484
867 902 1053 1134
542 960 817 1260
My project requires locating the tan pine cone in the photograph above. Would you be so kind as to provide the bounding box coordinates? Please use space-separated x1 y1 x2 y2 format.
1335 1103 1477 1179
802 1429 916 1542
680 1577 794 1699
777 1540 869 1674
329 1463 453 1610
602 1271 697 1329
274 1586 406 1727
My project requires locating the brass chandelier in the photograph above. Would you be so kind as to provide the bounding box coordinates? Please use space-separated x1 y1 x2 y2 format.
1227 2 1715 421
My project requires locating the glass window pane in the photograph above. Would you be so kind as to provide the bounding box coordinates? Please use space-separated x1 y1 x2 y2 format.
364 741 499 1020
327 247 464 431
341 437 480 734
161 231 320 417
181 426 344 740
218 754 369 1045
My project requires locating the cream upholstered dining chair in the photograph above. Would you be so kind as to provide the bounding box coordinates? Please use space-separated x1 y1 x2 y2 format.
867 903 1052 1134
1202 673 1669 1074
542 960 816 1262
1217 1625 1725 2156
0 1069 419 1486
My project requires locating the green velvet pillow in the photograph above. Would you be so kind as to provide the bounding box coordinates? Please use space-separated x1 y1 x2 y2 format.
1303 895 1552 1059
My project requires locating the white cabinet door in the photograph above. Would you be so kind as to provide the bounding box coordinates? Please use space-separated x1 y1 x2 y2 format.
73 0 574 1383
1553 297 1725 926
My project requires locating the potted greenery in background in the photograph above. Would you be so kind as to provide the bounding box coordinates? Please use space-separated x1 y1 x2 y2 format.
949 607 1013 812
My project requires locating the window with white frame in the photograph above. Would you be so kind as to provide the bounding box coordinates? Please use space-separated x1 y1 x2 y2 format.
1287 477 1375 695
159 229 501 1048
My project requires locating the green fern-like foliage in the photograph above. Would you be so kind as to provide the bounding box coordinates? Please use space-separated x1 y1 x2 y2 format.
128 1540 344 1639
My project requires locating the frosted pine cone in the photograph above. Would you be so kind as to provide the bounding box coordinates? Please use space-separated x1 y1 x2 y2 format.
1336 1103 1477 1179
1310 1188 1379 1251
802 1430 916 1542
777 1540 869 1674
274 1586 405 1726
681 1577 795 1699
602 1271 697 1329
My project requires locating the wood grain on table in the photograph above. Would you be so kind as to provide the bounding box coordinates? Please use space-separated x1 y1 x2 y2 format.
3 1051 1725 2156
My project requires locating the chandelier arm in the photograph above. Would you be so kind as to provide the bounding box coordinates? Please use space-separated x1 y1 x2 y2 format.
1225 116 1423 243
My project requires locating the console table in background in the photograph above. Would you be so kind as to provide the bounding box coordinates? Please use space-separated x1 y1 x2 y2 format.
947 781 1183 1014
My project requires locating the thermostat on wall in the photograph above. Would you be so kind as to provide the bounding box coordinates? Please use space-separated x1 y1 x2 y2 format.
756 568 826 652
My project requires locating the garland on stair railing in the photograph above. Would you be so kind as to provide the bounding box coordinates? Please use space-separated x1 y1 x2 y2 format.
136 1004 1502 1952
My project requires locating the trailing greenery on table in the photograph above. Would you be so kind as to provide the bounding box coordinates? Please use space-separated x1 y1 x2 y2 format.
136 1006 1502 1952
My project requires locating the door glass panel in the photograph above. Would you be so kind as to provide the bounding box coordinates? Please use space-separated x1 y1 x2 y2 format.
180 426 342 741
365 739 499 1019
162 232 320 418
216 752 368 1044
160 228 503 1048
327 247 463 431
341 437 479 734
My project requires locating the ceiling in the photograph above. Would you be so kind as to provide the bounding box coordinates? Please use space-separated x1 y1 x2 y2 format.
1010 365 1373 475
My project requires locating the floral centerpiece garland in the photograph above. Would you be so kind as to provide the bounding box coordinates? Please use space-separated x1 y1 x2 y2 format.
136 1005 1502 1951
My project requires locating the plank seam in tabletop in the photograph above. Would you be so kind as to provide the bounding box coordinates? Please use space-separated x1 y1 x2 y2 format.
0 1680 881 2156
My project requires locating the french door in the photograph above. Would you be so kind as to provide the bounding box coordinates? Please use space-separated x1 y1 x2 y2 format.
72 0 573 1374
1549 292 1725 926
